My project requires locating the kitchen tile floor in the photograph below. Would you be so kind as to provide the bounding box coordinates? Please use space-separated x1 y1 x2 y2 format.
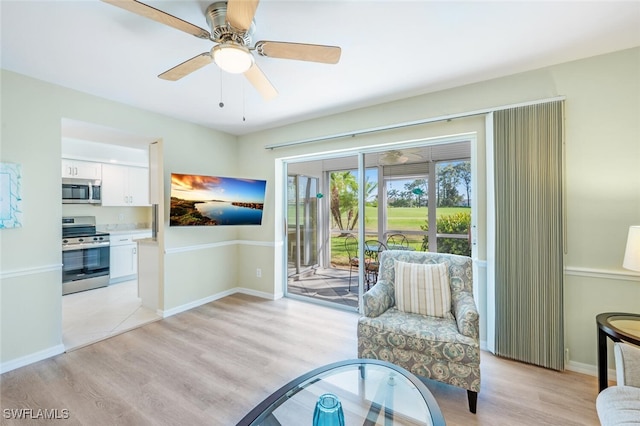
62 279 161 351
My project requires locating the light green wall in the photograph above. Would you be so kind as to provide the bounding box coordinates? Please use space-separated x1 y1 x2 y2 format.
237 47 640 368
1 73 66 363
164 246 238 308
565 275 640 366
159 120 241 311
0 70 239 366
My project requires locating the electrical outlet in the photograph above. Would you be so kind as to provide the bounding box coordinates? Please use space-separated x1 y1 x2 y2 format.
118 213 125 221
256 268 262 278
565 348 570 363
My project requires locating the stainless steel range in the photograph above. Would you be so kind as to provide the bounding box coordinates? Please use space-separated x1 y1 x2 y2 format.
62 216 110 295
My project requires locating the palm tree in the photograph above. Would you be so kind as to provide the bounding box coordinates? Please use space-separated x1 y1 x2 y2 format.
330 170 377 235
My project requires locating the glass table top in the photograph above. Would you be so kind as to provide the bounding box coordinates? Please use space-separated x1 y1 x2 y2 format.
608 318 640 339
239 359 444 426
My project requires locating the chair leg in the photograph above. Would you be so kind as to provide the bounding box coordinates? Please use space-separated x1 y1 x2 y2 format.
348 266 352 292
467 390 477 414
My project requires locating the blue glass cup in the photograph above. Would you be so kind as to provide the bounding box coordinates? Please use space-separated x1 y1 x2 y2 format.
312 393 345 426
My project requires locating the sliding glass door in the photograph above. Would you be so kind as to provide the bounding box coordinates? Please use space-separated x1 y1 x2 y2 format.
287 175 319 276
282 136 476 312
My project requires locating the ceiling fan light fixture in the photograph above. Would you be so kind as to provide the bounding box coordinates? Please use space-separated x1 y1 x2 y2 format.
212 43 254 74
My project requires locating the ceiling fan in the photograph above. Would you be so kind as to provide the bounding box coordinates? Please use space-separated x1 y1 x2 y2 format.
102 0 342 101
379 149 424 165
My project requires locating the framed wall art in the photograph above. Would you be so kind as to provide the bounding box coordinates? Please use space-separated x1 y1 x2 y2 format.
170 173 266 226
0 162 23 229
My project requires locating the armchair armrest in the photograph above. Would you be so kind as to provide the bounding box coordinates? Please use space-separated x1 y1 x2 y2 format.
362 280 394 318
614 342 640 388
452 291 479 340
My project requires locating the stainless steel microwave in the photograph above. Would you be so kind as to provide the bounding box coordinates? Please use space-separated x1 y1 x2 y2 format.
62 179 101 204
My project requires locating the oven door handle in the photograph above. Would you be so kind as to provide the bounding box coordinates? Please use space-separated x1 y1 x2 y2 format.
62 242 110 251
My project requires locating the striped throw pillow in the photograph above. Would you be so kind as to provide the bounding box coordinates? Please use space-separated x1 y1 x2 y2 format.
394 261 451 318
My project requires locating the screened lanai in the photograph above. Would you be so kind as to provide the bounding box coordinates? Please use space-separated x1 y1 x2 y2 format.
285 139 474 310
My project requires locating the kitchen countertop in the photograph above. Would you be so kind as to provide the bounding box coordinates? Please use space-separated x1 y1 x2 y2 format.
97 223 151 235
106 228 152 236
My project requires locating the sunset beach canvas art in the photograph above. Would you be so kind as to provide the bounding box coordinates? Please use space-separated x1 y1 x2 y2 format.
170 173 266 226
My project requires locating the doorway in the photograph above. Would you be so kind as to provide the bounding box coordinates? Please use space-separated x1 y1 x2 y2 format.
285 155 361 309
60 118 161 350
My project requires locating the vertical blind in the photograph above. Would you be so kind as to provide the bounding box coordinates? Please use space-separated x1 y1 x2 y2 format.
493 101 565 371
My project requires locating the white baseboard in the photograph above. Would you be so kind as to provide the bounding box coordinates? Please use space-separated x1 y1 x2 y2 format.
0 344 65 374
480 346 615 381
160 289 237 317
566 359 616 381
235 287 284 300
159 287 279 318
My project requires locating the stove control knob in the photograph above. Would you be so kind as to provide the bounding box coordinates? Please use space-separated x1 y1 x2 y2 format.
62 239 68 244
78 238 84 242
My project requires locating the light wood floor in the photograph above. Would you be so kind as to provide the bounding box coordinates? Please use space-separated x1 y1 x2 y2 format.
1 293 601 425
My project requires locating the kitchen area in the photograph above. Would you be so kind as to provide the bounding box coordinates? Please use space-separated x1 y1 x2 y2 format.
61 121 161 350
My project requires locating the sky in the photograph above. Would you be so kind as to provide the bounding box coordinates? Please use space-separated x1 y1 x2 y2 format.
171 173 266 203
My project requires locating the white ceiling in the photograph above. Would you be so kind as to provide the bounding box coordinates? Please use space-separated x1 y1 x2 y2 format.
2 0 640 137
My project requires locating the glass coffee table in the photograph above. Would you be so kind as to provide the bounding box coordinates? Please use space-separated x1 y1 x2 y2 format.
236 359 445 426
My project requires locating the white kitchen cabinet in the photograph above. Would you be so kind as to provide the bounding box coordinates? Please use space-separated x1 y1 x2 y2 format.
61 159 102 180
109 231 151 283
128 166 149 206
110 239 137 281
102 164 150 206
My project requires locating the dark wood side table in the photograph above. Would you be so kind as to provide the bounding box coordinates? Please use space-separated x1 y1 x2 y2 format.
596 312 640 392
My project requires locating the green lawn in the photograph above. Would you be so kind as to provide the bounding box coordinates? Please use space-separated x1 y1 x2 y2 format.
362 206 470 230
331 206 471 266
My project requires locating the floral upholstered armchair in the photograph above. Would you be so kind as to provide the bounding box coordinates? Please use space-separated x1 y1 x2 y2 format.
357 250 481 413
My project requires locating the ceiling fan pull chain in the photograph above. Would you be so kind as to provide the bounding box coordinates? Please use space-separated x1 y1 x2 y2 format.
242 81 246 122
219 69 224 108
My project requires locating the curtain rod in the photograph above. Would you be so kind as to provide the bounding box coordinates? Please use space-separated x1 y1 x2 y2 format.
264 96 566 150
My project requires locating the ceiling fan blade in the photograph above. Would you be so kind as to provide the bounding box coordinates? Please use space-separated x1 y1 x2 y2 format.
102 0 211 39
255 41 341 64
244 63 278 101
226 0 260 32
158 53 213 81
